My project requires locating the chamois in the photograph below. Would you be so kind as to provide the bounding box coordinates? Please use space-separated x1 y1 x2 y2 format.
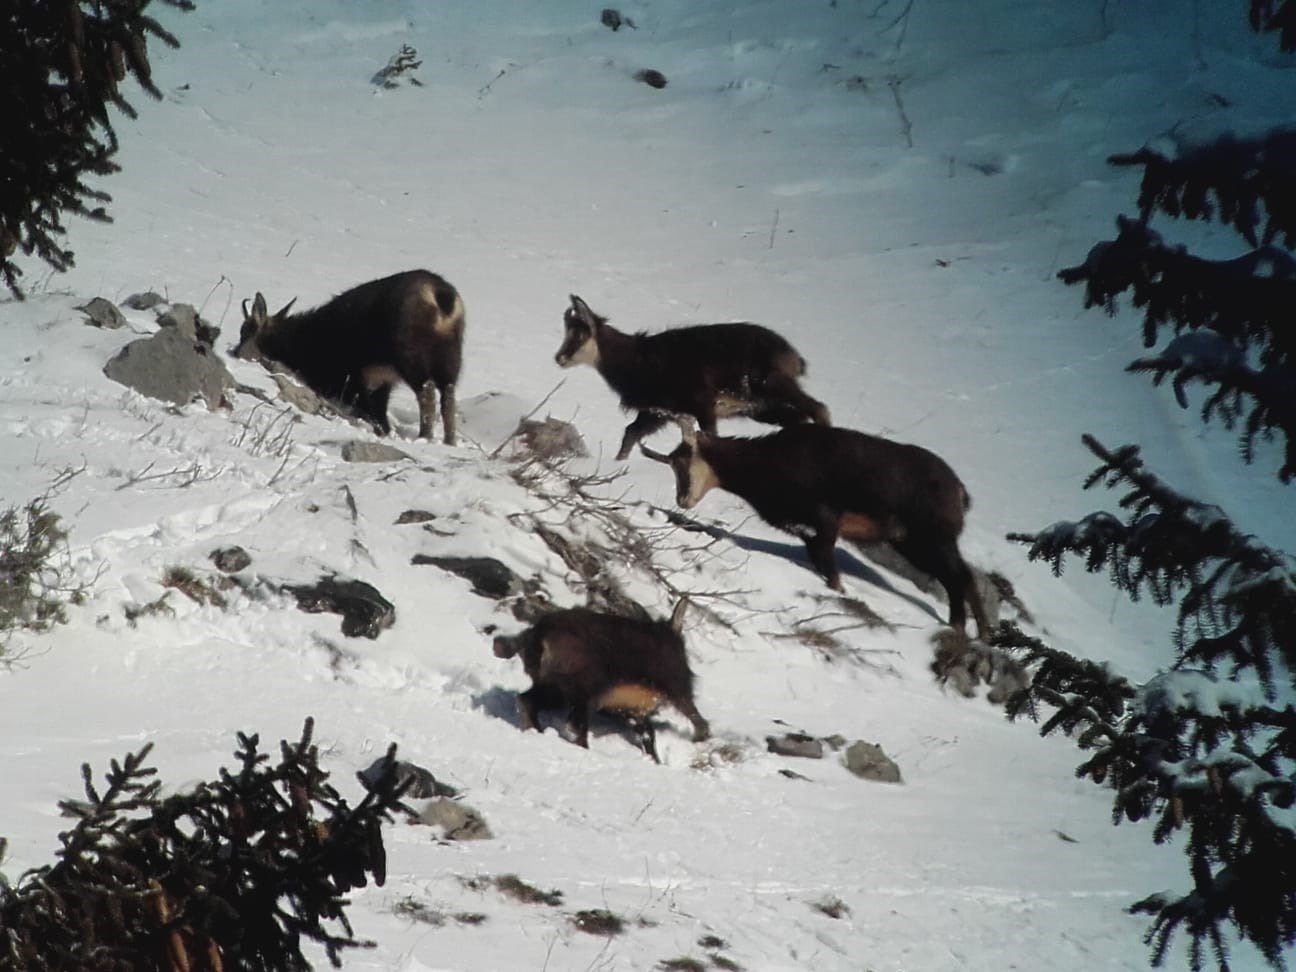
491 601 710 763
555 294 830 460
234 269 465 443
642 420 991 639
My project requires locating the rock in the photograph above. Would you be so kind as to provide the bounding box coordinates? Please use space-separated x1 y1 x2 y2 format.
843 740 902 784
122 291 165 310
418 797 492 840
411 555 523 599
341 440 413 463
78 297 127 329
283 575 395 638
271 372 332 417
931 630 1031 706
634 69 668 89
601 8 636 30
360 757 458 799
516 417 587 461
395 510 438 525
209 546 252 573
766 733 825 759
103 327 235 411
157 302 219 346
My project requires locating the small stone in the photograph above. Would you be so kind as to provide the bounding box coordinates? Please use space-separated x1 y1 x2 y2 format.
78 297 127 329
341 440 413 463
395 510 438 525
842 740 902 784
122 291 165 310
283 575 395 639
209 546 252 573
765 733 824 759
360 757 457 799
634 69 668 89
412 555 523 599
418 797 492 840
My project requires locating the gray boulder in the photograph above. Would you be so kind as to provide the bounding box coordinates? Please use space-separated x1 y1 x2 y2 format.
103 327 234 411
78 297 127 329
842 740 902 784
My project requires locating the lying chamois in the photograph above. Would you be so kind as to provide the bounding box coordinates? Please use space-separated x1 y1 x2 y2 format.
491 601 710 762
643 420 991 639
555 294 830 460
234 269 465 443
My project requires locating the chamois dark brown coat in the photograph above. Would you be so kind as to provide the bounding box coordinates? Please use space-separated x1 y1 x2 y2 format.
491 602 710 762
643 421 991 638
234 269 465 443
555 294 829 460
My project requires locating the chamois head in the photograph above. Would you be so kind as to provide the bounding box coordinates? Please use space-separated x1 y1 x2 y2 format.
555 294 603 368
233 292 297 361
640 417 720 509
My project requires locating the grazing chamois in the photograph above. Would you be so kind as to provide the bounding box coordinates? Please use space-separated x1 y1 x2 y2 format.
234 269 465 443
491 601 710 762
642 420 991 639
555 294 830 460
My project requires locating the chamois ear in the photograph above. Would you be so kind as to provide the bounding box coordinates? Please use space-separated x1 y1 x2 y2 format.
669 597 689 634
250 292 269 322
273 297 297 320
568 294 597 326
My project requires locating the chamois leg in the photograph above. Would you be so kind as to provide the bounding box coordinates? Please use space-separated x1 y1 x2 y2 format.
515 687 545 732
629 716 661 763
893 537 988 639
440 382 457 445
803 511 843 591
616 410 669 461
673 698 711 742
359 384 394 436
755 372 832 427
567 702 592 749
415 381 439 441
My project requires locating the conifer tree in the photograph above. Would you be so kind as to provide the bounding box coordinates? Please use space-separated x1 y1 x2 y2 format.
0 719 411 970
996 15 1296 969
0 0 194 299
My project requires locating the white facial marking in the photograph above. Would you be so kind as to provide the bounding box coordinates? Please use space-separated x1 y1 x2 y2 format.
561 332 600 368
680 453 718 508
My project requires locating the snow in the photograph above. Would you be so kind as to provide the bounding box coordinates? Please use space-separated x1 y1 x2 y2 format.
1 1 1292 969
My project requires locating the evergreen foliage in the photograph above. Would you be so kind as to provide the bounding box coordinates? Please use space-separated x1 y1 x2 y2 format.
0 0 194 299
997 67 1296 972
0 719 412 970
0 496 87 664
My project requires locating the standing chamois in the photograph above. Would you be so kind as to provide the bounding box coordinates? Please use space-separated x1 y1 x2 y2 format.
234 269 465 443
642 419 991 639
491 601 710 763
555 294 830 460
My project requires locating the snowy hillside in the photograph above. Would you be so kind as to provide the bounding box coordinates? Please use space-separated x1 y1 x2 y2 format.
2 2 1291 969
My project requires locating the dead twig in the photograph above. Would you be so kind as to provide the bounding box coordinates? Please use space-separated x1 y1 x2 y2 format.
490 380 567 458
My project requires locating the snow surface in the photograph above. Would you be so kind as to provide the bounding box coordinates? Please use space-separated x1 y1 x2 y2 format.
2 1 1292 969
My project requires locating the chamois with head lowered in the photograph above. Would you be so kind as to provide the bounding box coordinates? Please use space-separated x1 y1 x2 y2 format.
491 600 710 763
555 294 830 460
642 420 991 639
234 269 465 444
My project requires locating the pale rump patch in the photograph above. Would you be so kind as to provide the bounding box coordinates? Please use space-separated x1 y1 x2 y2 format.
838 511 885 541
361 364 401 390
595 683 663 717
414 280 464 337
